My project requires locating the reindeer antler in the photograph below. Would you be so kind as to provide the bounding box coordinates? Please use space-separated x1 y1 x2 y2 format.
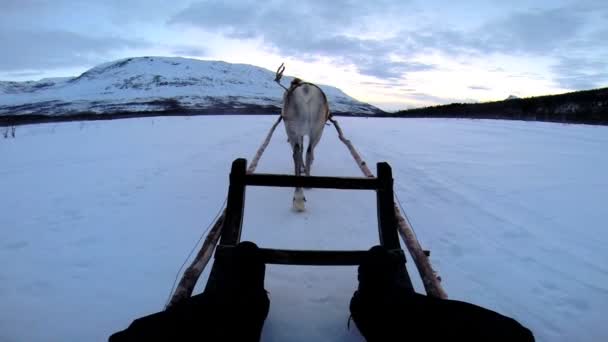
275 63 285 82
274 63 288 91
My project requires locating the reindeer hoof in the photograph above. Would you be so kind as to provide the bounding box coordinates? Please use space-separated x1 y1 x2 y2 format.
293 197 306 212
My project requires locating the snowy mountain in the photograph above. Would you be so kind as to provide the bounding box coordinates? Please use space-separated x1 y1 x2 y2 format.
0 57 383 117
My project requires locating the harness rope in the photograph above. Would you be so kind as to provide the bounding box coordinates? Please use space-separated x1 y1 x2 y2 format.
166 197 227 307
167 116 284 308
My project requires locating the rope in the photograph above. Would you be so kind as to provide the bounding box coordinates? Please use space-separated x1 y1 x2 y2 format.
165 197 227 307
395 192 419 242
168 116 283 307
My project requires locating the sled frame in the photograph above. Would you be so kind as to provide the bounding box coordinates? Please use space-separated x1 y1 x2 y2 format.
205 158 411 291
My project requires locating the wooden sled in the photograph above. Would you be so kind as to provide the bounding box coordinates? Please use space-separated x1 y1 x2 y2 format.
204 158 413 292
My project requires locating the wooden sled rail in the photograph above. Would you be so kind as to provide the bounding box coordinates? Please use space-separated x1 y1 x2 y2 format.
216 245 406 266
245 173 379 190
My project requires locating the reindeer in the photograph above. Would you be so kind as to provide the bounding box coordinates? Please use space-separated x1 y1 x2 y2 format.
275 64 330 212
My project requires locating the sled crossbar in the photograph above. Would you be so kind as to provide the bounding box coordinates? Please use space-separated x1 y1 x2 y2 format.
216 245 406 266
218 158 400 252
245 173 377 190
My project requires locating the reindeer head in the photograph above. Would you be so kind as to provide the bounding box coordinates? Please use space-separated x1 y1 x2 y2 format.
290 78 302 87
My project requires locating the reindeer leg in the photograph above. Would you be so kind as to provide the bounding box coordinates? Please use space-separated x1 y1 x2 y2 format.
306 130 323 177
303 144 314 190
292 141 306 212
298 136 305 174
305 144 313 177
292 141 301 176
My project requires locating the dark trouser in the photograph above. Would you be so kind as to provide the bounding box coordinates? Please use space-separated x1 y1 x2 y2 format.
109 289 269 341
110 243 534 341
351 290 534 341
109 241 269 342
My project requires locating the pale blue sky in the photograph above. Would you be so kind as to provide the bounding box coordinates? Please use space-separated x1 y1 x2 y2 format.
1 0 606 110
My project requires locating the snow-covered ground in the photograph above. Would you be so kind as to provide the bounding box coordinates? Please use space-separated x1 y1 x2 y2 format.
1 116 607 342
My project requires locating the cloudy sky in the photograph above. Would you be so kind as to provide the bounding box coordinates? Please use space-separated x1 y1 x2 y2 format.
1 0 606 110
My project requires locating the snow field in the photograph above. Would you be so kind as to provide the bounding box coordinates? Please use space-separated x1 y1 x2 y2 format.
1 116 607 341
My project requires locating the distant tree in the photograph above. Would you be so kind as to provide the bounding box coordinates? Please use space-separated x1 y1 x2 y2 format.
395 87 608 125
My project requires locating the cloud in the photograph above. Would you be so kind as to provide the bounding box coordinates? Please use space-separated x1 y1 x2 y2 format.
408 92 462 104
169 1 606 90
0 70 43 78
397 4 608 90
552 56 608 89
360 80 414 89
400 4 602 57
171 46 207 57
0 0 192 73
477 7 587 54
169 0 409 37
401 29 480 56
1 0 606 96
0 29 148 72
357 61 435 80
468 85 492 91
168 0 431 79
168 0 360 41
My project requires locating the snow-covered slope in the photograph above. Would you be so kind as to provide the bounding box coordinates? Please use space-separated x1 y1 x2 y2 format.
1 117 607 342
0 57 382 116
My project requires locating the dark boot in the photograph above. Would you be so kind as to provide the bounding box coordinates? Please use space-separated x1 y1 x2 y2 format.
350 245 535 341
350 245 414 341
110 241 269 342
205 241 269 341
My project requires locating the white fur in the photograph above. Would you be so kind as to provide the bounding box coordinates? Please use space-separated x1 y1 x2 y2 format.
282 81 329 212
293 189 306 212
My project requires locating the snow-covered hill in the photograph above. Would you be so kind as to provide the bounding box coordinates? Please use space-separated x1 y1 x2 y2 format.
0 57 382 116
